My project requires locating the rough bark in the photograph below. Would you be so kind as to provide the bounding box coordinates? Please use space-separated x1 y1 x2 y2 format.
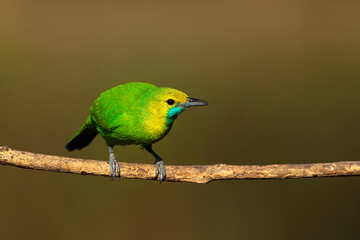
1 146 360 184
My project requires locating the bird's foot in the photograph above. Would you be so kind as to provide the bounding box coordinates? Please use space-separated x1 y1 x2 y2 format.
109 153 120 180
155 160 166 182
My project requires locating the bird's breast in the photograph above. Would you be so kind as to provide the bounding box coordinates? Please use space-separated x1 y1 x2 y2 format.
143 116 170 143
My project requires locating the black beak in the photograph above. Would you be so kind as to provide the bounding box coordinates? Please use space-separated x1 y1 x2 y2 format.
180 97 209 108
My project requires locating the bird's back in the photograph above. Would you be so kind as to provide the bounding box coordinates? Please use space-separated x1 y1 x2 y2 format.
89 82 157 145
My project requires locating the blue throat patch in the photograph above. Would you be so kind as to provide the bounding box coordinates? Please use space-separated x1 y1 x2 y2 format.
166 106 185 125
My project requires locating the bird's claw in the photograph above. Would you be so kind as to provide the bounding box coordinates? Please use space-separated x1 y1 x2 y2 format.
109 154 120 180
155 160 166 182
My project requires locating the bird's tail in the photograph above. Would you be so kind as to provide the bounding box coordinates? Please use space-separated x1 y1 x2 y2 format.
65 116 98 151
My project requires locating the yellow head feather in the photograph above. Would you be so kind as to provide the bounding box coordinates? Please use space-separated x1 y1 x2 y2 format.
143 88 188 141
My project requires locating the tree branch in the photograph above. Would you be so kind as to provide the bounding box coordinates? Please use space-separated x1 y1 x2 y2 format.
1 146 360 183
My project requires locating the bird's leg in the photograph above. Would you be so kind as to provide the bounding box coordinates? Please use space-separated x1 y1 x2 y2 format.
108 145 120 180
145 146 166 182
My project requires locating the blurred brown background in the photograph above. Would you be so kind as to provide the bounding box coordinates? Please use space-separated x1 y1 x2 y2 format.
1 0 360 239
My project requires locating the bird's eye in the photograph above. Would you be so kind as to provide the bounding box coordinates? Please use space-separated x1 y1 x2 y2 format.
166 99 175 105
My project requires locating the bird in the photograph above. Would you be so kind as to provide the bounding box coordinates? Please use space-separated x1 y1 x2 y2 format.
65 82 208 182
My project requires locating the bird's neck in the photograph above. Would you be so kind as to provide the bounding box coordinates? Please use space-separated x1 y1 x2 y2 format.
166 106 185 126
141 106 184 143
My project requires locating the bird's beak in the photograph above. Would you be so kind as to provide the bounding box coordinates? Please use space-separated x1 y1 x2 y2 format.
180 97 209 108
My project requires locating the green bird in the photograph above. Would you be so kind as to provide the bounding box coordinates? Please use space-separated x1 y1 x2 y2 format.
65 82 208 181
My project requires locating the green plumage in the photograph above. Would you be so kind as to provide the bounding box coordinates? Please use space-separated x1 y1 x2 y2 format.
65 82 208 181
89 82 157 147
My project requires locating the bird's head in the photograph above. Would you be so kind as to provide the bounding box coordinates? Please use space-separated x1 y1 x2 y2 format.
146 87 208 126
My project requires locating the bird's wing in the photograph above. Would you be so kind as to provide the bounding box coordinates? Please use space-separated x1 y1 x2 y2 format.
89 82 156 132
90 98 125 131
